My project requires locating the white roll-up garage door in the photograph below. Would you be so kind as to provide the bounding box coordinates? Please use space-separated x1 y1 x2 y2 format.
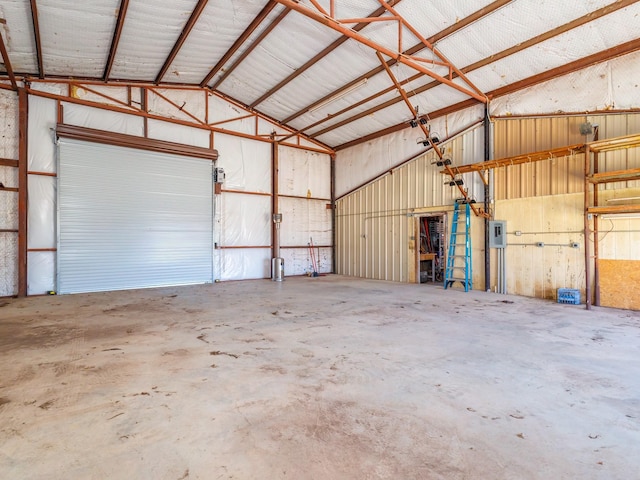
57 138 213 294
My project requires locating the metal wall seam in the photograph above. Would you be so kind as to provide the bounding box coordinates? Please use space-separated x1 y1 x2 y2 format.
335 127 486 283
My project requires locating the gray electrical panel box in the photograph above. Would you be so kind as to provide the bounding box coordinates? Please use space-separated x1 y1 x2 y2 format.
489 220 506 248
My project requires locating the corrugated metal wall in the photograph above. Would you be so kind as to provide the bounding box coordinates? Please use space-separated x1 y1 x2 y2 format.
491 113 640 298
336 126 486 283
493 113 640 200
494 193 585 299
337 113 640 301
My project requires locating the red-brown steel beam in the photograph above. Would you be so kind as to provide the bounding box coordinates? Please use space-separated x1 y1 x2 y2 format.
376 51 485 216
0 158 19 167
29 0 44 78
250 0 403 108
335 38 640 151
18 88 28 296
155 0 209 84
283 0 512 124
271 0 487 103
308 0 638 139
0 20 17 90
376 0 485 99
200 1 280 88
103 0 130 81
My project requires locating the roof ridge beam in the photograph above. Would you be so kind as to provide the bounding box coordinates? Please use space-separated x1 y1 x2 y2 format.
249 0 403 108
282 0 511 124
271 0 487 103
375 0 485 100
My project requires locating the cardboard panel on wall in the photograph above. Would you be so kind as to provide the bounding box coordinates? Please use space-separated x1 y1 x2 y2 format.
599 259 640 310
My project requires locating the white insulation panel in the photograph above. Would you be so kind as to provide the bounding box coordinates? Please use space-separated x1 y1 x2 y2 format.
37 0 117 77
280 247 332 277
218 192 271 247
214 248 271 281
28 96 57 173
279 197 332 248
278 146 331 199
0 171 18 220
108 0 201 81
28 174 56 250
28 251 56 295
0 90 18 159
147 119 210 148
215 133 271 193
1 232 18 297
147 89 206 124
63 103 145 137
208 95 256 136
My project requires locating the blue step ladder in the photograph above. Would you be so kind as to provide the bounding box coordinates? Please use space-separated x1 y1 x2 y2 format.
444 200 472 292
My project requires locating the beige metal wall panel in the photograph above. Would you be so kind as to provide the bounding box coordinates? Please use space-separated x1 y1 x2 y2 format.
588 114 640 190
493 193 585 300
336 127 486 284
493 113 640 200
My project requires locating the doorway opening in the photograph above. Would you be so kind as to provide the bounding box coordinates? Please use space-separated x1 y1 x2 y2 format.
417 214 446 284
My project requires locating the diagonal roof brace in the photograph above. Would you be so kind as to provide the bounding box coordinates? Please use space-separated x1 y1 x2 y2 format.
271 0 488 104
376 51 486 217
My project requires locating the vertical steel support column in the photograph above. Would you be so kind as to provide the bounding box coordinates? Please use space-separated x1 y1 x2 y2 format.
483 105 491 292
584 144 591 310
330 152 336 273
592 127 600 307
18 88 28 297
271 139 279 259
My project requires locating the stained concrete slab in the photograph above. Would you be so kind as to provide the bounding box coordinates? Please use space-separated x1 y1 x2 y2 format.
1 275 639 479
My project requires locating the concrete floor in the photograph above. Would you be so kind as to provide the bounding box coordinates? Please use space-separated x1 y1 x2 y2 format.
1 275 639 479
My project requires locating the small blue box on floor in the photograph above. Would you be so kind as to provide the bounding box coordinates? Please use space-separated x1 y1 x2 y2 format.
557 288 580 305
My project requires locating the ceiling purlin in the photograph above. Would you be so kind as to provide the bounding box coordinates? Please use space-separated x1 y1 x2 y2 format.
103 0 130 81
249 0 403 108
279 72 419 142
0 19 17 89
210 7 291 90
200 0 280 88
335 38 640 151
309 0 639 139
155 0 209 84
282 0 512 124
272 0 487 103
29 0 44 78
